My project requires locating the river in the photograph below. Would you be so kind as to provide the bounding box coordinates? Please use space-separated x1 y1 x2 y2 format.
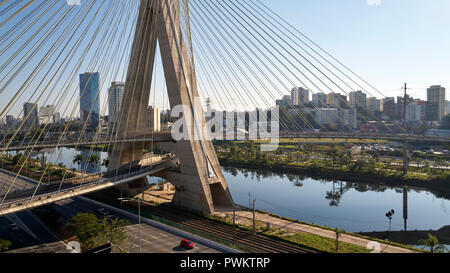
222 166 450 234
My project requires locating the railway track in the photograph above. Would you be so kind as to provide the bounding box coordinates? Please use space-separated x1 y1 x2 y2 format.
120 198 316 253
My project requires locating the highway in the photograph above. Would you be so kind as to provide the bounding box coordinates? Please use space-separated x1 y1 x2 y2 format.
0 169 36 196
50 197 222 253
1 210 71 253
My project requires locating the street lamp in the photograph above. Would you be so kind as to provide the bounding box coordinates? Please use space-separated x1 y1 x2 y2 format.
118 197 142 253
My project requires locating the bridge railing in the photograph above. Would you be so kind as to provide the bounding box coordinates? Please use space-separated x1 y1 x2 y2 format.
0 157 177 211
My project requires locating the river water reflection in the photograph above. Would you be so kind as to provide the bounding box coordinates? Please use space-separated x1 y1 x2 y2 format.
222 166 450 233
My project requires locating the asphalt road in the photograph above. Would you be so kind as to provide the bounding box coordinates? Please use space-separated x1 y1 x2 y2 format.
0 210 68 252
0 169 36 197
51 197 220 253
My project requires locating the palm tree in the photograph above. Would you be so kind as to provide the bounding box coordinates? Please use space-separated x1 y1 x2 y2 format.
73 154 83 172
101 158 110 169
88 154 100 172
418 233 448 253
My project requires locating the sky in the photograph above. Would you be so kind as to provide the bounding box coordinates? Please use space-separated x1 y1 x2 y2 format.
264 0 450 100
0 0 449 119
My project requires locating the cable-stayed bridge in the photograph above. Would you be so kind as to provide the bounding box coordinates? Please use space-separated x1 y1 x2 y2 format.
0 0 447 217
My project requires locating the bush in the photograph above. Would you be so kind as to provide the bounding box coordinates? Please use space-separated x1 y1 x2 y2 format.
0 239 11 252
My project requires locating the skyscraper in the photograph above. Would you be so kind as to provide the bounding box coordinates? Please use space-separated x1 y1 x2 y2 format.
426 85 446 122
312 93 327 107
148 106 161 132
39 105 56 124
80 72 100 130
367 97 381 112
108 81 125 132
349 90 367 108
291 87 310 106
327 93 348 109
23 102 39 129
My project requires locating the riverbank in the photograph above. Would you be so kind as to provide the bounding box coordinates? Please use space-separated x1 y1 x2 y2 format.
210 207 420 253
218 157 450 200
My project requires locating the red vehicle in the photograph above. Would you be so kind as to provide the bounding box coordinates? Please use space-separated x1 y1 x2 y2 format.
180 239 195 250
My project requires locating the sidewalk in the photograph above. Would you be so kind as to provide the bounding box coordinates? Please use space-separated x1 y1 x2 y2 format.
214 208 417 253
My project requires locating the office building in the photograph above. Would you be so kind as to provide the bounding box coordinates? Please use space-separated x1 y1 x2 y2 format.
367 97 381 112
80 72 100 130
108 81 125 132
39 105 57 125
23 102 39 129
327 93 348 109
276 95 292 107
291 87 309 106
148 106 161 132
340 108 358 129
426 85 446 122
312 93 328 107
349 90 367 108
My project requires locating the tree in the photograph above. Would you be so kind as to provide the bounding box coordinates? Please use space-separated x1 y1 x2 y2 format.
67 213 104 251
98 218 129 247
73 154 83 171
67 213 129 252
101 158 110 169
88 154 99 167
335 228 342 252
12 153 24 165
418 233 448 253
0 239 11 252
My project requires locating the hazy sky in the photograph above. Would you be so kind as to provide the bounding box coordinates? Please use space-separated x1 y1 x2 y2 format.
265 0 450 100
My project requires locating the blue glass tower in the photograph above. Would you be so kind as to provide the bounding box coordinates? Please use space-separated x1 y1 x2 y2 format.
80 72 100 130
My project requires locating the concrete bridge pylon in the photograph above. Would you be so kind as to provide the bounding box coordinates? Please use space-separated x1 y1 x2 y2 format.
109 0 234 214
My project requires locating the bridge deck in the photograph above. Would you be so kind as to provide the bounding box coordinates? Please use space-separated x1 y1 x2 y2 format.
0 158 178 216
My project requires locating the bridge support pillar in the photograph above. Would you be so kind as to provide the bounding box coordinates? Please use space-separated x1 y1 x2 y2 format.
109 0 233 215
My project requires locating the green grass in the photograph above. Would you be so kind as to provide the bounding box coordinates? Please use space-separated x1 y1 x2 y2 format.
282 233 371 253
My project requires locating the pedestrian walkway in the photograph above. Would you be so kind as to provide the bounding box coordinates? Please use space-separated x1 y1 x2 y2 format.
213 208 417 253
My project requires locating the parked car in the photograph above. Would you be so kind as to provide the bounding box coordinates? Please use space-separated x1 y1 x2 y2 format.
8 223 19 232
97 208 110 217
180 239 194 250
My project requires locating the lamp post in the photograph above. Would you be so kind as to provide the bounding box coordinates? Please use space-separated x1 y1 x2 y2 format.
385 209 395 238
118 197 142 253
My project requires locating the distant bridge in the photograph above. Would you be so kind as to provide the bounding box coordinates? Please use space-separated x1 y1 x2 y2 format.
279 132 450 143
2 131 449 153
0 132 174 152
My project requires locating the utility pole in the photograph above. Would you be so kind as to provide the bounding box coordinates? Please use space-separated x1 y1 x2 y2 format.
252 199 256 235
232 206 236 245
138 197 141 254
402 83 409 175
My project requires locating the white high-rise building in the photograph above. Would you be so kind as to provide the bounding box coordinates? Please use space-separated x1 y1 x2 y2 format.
39 105 57 124
108 81 125 131
426 85 446 122
148 106 161 132
291 87 310 106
